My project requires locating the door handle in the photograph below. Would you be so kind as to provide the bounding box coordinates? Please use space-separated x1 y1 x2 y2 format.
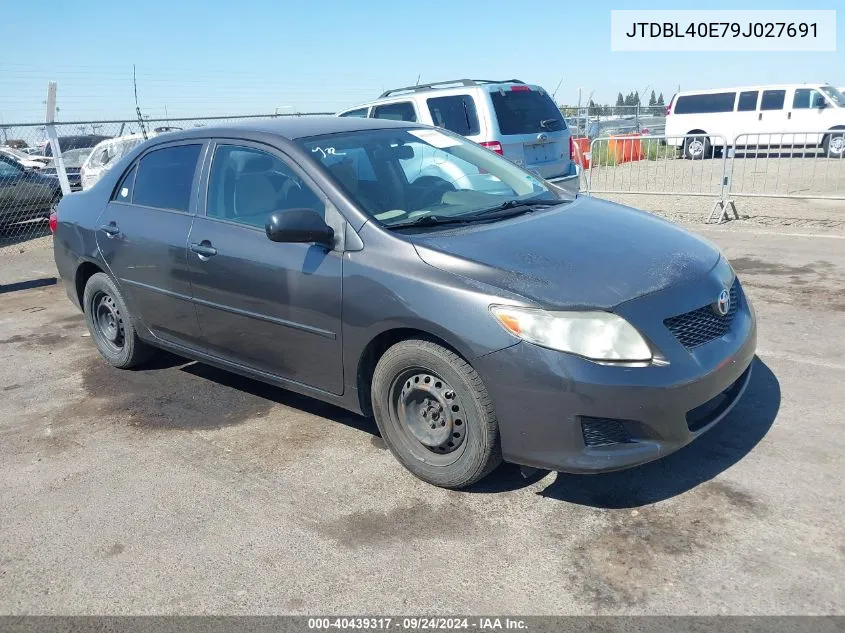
98 222 120 237
787 112 792 120
758 113 763 121
190 241 217 259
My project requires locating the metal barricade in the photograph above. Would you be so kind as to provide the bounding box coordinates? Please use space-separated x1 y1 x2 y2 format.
727 131 845 201
582 133 736 223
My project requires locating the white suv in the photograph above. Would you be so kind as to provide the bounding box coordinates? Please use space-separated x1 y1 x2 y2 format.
338 79 578 194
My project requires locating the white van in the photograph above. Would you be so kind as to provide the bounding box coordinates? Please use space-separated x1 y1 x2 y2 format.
665 84 845 158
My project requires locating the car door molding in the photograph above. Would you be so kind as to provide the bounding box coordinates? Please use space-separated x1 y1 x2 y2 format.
190 294 336 339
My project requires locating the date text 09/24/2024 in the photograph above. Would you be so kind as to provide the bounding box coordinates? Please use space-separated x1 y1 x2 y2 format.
307 617 528 630
625 22 818 39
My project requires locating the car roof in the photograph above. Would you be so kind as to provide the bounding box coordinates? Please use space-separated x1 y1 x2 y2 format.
151 116 421 143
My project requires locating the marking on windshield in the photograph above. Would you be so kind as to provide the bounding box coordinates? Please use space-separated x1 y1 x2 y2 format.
311 147 346 159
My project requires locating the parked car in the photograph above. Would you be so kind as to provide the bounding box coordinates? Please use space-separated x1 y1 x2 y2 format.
80 133 151 190
40 147 94 191
0 146 51 170
665 83 845 158
0 154 61 227
337 78 579 195
53 117 756 489
43 135 111 157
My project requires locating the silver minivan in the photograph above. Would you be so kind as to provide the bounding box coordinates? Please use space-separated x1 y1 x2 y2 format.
338 79 579 194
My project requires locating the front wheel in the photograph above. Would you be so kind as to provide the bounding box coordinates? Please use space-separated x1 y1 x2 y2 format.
83 272 154 369
371 339 502 488
823 131 845 158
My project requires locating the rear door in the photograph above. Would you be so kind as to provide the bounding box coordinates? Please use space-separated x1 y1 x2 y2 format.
486 85 571 179
186 141 344 395
758 89 788 145
95 142 205 349
733 90 760 145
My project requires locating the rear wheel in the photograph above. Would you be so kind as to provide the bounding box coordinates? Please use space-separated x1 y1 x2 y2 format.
823 130 845 158
371 339 502 488
684 135 711 160
83 272 154 368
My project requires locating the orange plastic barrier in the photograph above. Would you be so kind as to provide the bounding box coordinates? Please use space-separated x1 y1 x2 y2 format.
572 137 591 168
607 133 644 163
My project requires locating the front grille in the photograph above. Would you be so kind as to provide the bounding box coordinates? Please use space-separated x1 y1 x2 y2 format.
581 417 635 448
664 280 739 350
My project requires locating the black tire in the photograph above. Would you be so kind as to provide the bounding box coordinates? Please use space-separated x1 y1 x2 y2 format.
684 135 711 160
82 272 154 369
822 130 845 158
371 339 502 488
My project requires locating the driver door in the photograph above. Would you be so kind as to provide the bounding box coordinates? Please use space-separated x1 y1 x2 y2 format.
186 141 344 395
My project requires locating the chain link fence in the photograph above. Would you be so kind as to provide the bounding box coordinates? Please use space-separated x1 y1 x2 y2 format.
1 113 329 256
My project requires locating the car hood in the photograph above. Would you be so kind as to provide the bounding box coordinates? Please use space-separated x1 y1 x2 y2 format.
410 197 721 309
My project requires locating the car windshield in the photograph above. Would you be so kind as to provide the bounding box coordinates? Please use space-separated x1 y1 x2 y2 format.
59 148 94 168
820 86 845 107
297 127 561 228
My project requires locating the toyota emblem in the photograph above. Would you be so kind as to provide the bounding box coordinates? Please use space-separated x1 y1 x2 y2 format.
713 288 731 316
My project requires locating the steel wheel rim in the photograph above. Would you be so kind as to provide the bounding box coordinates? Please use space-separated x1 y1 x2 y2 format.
388 368 467 465
91 290 125 352
830 136 845 155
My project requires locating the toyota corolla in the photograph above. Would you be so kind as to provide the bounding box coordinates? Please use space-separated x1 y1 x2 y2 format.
53 117 756 488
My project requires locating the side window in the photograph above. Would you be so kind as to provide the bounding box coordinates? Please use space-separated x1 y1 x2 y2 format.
133 144 201 212
372 102 417 122
426 95 480 136
793 89 824 109
674 93 736 114
207 145 325 228
737 91 758 112
340 107 369 118
111 164 137 202
760 90 786 111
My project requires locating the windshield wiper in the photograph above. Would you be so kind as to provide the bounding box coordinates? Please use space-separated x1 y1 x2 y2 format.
469 198 557 217
389 214 476 230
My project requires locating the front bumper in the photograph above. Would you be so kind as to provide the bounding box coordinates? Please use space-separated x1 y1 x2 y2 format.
474 279 757 473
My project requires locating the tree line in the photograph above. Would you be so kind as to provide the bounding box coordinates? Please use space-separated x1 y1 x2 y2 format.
560 90 666 117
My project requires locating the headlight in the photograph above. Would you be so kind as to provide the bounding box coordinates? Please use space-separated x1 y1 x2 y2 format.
490 306 652 361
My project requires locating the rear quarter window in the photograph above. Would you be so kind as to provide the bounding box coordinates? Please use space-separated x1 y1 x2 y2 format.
674 93 736 114
490 88 565 135
426 94 480 136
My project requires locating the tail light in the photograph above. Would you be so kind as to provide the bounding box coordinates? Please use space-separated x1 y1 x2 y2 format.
664 96 674 116
49 210 57 234
510 85 531 92
480 140 503 155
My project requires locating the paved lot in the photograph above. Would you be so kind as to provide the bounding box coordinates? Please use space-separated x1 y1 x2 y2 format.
1 224 844 615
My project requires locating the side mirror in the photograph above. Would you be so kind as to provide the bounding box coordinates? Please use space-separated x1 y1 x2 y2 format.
817 100 828 109
265 208 334 247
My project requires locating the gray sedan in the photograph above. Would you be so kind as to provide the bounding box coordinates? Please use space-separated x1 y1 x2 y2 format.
53 117 756 488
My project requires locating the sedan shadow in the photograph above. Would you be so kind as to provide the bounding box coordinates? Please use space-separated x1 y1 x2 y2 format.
471 357 780 505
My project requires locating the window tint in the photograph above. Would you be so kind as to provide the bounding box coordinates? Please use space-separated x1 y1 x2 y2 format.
372 102 417 122
207 145 324 228
426 95 480 136
490 89 565 134
340 108 369 118
674 92 736 114
737 91 758 112
793 89 824 109
133 144 201 212
111 164 137 202
760 90 786 111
